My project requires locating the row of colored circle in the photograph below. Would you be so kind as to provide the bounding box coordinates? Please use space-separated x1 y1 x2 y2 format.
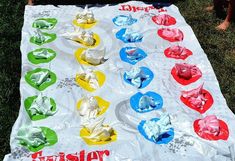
20 18 60 152
113 12 229 142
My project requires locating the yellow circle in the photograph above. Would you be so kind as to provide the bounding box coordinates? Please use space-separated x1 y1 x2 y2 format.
73 33 100 48
72 19 98 29
75 71 106 92
74 48 99 66
77 96 110 116
80 127 117 145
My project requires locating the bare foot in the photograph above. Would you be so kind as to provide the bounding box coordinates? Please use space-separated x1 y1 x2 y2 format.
216 20 230 31
205 5 214 12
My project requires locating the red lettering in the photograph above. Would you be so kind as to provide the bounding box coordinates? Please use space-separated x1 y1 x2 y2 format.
39 157 46 161
87 152 98 161
66 153 79 161
158 8 167 13
44 156 58 161
59 152 65 161
32 151 59 161
131 6 136 12
118 4 164 13
31 150 110 161
136 7 144 11
79 150 85 161
35 156 58 161
97 150 110 161
145 6 154 12
119 5 131 11
32 151 43 161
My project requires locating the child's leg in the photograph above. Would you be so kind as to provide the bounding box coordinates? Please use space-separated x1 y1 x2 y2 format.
216 0 234 30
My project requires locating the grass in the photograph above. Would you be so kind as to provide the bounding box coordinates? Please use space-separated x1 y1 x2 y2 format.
0 0 234 160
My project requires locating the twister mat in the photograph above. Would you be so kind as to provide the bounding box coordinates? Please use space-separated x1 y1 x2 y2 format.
4 1 235 161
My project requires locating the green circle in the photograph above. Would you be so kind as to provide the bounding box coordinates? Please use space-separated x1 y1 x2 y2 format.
25 68 57 91
32 18 58 30
30 32 57 46
27 48 56 64
24 95 57 121
19 127 58 152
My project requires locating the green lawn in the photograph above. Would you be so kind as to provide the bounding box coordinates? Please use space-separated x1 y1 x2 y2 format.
0 0 234 160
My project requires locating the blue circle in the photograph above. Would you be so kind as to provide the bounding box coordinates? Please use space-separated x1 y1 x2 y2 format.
112 15 137 26
138 118 174 144
119 47 147 65
130 91 163 113
123 67 154 89
116 28 143 43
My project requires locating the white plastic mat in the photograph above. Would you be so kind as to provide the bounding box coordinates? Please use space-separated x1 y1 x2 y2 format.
4 1 235 161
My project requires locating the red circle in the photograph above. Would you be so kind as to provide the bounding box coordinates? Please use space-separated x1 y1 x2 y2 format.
164 46 192 60
152 14 176 26
157 28 184 42
171 66 202 85
193 119 229 141
180 89 214 114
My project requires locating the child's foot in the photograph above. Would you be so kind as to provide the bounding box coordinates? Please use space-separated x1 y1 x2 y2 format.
205 5 214 12
216 20 230 31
